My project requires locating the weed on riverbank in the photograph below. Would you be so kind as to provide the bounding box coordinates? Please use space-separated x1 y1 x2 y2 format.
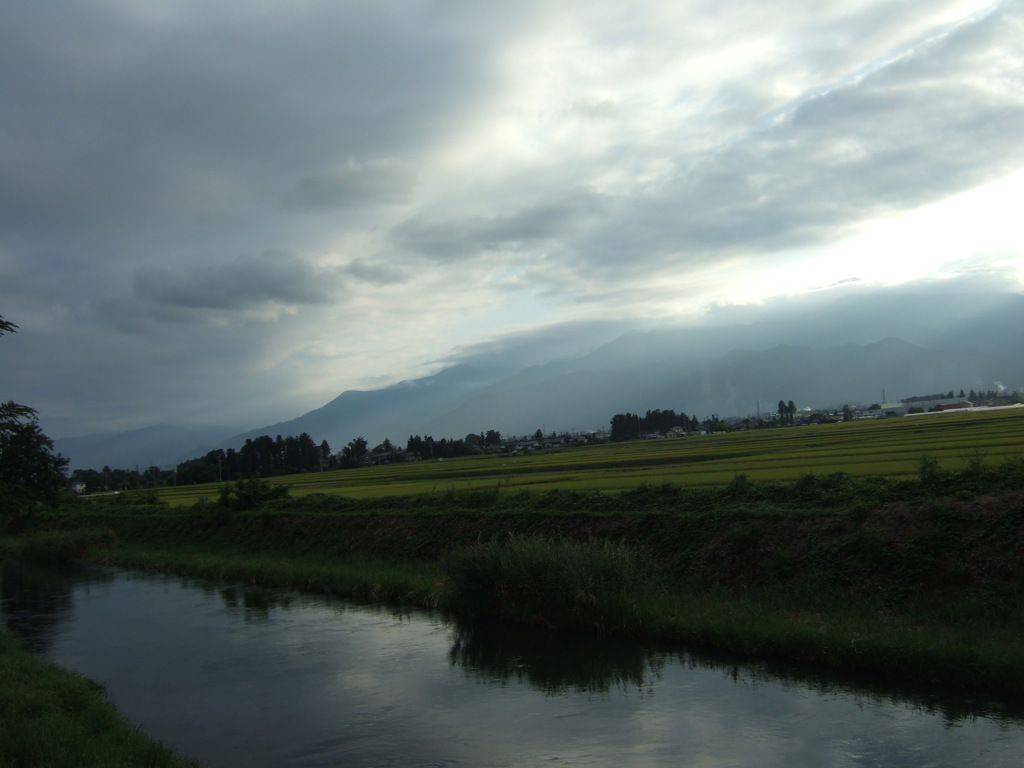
445 536 662 632
96 545 444 606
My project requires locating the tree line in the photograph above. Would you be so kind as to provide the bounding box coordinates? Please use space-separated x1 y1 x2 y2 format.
609 409 715 441
69 433 333 491
608 401 806 441
68 429 513 490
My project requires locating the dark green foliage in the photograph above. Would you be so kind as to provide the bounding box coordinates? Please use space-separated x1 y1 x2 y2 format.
1 319 68 517
405 433 481 460
0 402 69 518
216 477 290 512
610 409 702 440
341 436 368 467
917 453 947 492
177 432 328 484
18 528 119 565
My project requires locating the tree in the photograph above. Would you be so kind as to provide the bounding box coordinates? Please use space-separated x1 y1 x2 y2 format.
610 412 640 441
1 402 69 511
1 317 69 515
342 436 368 467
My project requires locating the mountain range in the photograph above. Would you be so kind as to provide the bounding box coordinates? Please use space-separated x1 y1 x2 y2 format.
55 287 1024 471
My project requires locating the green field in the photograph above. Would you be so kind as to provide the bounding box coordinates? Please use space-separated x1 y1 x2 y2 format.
154 407 1024 506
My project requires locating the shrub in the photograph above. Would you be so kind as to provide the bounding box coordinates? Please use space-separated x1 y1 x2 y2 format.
917 454 946 492
19 528 118 565
215 477 290 512
445 535 663 632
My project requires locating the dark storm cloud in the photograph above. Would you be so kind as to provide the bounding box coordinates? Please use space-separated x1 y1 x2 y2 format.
133 250 341 311
0 1 505 261
284 160 414 212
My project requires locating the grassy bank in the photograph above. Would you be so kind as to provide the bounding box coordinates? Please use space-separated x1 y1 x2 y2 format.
0 631 202 768
18 534 1011 697
33 488 1022 697
96 544 444 605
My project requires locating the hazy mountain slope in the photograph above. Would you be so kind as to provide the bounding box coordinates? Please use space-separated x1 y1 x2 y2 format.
58 287 1024 469
55 425 238 473
413 337 1023 439
215 365 508 454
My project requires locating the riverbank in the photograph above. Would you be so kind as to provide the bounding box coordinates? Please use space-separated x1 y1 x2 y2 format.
6 482 1021 696
78 536 1020 697
0 630 203 768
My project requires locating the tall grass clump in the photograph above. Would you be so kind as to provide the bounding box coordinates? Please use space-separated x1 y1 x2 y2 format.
216 477 291 511
445 536 664 633
18 528 118 565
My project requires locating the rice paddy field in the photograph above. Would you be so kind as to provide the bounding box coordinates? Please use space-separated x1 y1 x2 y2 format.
154 406 1024 507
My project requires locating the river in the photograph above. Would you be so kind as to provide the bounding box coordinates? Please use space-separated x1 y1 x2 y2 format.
2 560 1022 767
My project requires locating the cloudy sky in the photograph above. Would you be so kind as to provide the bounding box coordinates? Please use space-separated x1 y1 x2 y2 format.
2 0 1023 439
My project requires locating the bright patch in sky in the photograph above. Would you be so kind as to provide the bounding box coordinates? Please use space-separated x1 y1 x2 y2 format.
724 168 1024 304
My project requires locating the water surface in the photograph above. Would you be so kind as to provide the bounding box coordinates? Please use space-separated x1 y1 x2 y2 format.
2 561 1022 767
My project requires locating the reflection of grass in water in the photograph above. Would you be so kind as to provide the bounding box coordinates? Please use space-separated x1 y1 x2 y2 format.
447 617 665 696
446 614 1024 724
218 585 294 621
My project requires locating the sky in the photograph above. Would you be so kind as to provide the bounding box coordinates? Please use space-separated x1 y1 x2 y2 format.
2 0 1023 439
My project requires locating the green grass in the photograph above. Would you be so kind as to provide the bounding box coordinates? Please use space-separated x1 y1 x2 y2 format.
94 545 445 606
150 408 1024 505
445 536 662 632
0 631 203 768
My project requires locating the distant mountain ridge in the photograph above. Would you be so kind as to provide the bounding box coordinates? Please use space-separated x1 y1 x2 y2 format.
54 424 237 473
56 288 1024 470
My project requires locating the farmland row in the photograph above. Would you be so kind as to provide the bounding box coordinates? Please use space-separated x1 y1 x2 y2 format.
152 407 1024 505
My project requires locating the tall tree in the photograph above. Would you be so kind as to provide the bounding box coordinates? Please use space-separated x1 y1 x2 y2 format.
1 317 69 515
342 436 368 467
